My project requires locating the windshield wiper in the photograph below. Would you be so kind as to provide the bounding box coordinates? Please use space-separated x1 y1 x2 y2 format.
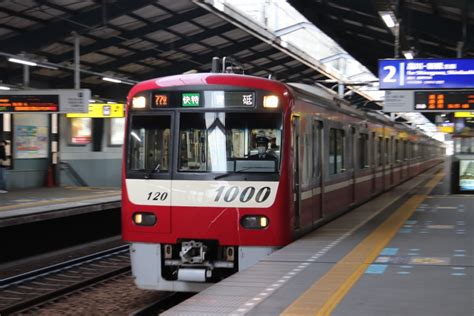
214 168 255 180
144 162 161 179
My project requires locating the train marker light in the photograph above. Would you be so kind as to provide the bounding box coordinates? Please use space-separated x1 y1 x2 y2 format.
132 96 146 108
240 215 269 229
133 212 156 226
263 95 279 108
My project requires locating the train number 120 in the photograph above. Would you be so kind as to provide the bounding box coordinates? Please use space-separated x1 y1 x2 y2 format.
214 186 271 203
147 192 168 201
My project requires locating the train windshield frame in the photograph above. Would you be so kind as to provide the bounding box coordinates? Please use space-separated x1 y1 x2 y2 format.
126 111 283 180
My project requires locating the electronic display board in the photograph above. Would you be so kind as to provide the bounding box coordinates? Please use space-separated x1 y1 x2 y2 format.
0 89 89 113
0 95 59 112
379 59 474 90
150 91 256 108
414 90 474 111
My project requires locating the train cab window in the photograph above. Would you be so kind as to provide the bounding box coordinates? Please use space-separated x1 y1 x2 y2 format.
329 128 345 174
178 112 282 173
128 115 171 172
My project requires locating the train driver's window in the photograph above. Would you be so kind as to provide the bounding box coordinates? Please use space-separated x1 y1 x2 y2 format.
128 115 170 172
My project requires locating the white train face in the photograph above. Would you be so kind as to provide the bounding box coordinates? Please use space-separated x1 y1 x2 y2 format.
126 179 279 208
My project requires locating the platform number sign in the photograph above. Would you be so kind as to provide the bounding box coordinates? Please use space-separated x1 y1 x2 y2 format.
379 59 474 90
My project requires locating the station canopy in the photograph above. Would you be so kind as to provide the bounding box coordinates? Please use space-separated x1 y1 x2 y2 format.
0 0 439 135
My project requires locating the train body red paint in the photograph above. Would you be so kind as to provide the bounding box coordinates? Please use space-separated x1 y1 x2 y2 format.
122 73 444 291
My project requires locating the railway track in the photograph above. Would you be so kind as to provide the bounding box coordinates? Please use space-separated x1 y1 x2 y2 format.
0 245 130 315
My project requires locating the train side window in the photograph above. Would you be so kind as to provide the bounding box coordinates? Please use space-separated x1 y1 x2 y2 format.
329 128 345 174
359 133 368 169
395 139 400 162
384 138 389 165
378 136 383 166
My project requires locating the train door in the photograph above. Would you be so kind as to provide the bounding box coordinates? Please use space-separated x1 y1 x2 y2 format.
312 119 323 224
292 116 301 230
351 127 357 204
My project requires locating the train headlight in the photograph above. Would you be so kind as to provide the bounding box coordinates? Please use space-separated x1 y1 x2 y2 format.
132 212 156 226
240 215 269 229
263 95 279 108
132 96 146 108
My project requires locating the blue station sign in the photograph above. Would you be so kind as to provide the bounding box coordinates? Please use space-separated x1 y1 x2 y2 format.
379 59 474 90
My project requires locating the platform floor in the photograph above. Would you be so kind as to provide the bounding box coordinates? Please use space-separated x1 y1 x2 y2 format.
163 163 473 315
0 186 120 227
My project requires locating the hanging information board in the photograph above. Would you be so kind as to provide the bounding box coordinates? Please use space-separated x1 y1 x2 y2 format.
379 59 474 90
0 89 90 113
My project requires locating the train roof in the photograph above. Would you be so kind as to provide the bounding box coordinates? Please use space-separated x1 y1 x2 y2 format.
288 82 392 126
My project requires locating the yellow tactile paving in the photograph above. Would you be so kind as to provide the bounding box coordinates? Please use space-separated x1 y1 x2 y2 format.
281 172 444 316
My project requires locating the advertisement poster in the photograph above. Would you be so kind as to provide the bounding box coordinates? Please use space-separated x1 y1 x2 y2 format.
15 125 48 158
459 160 474 191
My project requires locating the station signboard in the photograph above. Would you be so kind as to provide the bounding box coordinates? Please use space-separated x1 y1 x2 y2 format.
0 89 90 113
379 59 474 90
67 103 124 118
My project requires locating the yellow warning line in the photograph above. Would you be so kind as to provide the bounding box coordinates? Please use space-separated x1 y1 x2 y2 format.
0 192 120 212
281 172 444 316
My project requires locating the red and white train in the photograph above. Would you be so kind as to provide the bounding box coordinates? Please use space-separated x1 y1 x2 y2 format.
122 73 444 291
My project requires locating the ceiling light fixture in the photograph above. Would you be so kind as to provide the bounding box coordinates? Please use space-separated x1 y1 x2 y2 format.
0 85 11 90
403 51 414 59
102 77 122 83
8 57 37 67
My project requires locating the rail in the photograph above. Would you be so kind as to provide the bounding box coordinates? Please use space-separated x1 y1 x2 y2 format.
0 245 130 314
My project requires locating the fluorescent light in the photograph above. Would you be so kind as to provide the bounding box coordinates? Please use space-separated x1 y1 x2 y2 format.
102 77 122 83
381 13 395 28
89 99 96 103
8 58 37 66
403 51 414 59
0 85 11 90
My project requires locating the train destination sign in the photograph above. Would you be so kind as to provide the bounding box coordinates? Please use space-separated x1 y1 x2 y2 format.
379 59 474 90
383 90 474 112
0 89 90 113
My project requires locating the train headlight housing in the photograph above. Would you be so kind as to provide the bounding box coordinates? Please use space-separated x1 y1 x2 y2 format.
132 212 156 226
132 96 146 108
240 215 269 229
263 95 279 108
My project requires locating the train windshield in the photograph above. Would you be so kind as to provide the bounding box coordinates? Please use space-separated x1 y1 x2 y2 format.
128 115 171 172
179 112 282 173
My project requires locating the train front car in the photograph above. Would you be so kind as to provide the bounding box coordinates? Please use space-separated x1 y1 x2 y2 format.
122 73 292 292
